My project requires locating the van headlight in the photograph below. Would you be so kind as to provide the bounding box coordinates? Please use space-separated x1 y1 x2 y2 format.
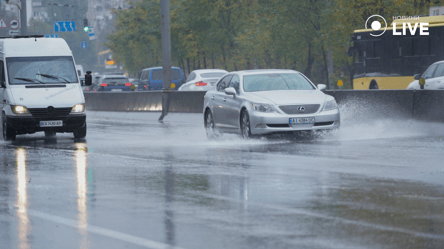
322 99 338 111
11 105 30 114
251 103 278 113
71 104 85 113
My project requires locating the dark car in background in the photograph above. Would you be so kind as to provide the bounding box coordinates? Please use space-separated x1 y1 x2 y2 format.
138 67 185 91
92 75 133 92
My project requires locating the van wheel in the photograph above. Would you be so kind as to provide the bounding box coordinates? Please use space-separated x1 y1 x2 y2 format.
73 124 87 139
45 131 56 137
2 117 16 141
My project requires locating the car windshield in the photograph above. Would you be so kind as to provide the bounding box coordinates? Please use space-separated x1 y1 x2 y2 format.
7 56 78 84
243 73 315 92
200 73 226 78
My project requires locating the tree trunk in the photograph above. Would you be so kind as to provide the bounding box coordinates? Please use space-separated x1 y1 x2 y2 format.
221 46 227 71
181 58 186 78
322 46 330 89
211 53 215 68
193 58 196 70
186 58 191 74
203 51 207 69
197 51 201 69
246 57 251 70
304 41 314 78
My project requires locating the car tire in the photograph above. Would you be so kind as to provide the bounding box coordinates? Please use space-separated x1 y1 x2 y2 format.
240 110 254 139
73 123 87 139
2 116 16 141
45 131 56 137
205 110 220 140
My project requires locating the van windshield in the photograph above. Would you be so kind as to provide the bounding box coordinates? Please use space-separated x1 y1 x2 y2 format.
7 56 78 84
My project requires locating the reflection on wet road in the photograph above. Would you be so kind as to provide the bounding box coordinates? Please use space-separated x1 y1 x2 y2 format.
1 115 444 249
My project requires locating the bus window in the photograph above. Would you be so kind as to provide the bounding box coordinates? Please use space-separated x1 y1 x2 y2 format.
420 38 429 56
430 37 438 56
366 41 374 58
374 41 382 58
403 39 412 57
423 64 437 79
413 38 420 56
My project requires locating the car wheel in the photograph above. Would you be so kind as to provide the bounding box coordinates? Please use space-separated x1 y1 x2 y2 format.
73 123 87 139
205 110 220 140
240 110 253 139
2 116 16 141
45 131 56 137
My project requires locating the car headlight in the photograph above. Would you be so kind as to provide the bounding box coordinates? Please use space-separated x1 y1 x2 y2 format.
11 105 30 114
71 104 85 113
251 103 278 113
322 99 337 111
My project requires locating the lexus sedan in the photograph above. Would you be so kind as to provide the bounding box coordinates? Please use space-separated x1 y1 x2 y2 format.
179 69 228 91
203 69 340 139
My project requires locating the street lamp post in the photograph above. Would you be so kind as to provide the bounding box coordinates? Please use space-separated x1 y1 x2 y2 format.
159 0 172 121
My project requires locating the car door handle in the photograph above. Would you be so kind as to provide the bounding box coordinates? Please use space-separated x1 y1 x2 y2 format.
223 98 227 102
211 96 215 100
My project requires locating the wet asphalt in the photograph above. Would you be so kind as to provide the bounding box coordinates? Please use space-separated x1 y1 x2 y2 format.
1 112 444 249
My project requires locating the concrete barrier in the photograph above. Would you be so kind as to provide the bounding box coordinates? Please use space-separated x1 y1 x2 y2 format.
85 90 444 122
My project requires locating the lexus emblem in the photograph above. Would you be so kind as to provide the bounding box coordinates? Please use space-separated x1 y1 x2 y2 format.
297 106 305 113
47 106 55 114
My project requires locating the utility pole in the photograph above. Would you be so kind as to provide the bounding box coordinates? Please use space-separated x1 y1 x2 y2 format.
158 0 172 122
6 0 26 35
20 0 27 35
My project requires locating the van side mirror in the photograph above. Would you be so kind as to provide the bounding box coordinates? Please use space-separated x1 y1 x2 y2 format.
0 81 5 88
85 71 92 86
413 74 421 80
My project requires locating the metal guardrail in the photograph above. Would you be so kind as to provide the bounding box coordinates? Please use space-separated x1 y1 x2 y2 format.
85 90 444 122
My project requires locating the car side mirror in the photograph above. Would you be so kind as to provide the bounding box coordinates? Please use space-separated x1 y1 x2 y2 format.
318 84 327 91
414 74 421 80
225 87 236 96
85 71 92 86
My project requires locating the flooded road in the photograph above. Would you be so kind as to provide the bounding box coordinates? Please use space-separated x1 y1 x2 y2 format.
1 112 443 249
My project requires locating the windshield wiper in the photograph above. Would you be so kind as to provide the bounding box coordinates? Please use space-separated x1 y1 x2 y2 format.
14 77 45 84
37 73 70 83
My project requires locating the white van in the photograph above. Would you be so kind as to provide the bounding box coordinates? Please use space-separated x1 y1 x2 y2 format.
0 36 92 141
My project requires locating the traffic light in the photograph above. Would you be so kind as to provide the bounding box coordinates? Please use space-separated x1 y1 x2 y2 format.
83 19 89 32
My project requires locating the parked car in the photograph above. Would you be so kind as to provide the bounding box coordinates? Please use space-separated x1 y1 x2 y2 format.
178 69 228 91
203 69 340 139
92 75 133 92
407 61 444 90
138 67 185 91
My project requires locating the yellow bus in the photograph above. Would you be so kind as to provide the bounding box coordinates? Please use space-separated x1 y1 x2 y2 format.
349 16 444 89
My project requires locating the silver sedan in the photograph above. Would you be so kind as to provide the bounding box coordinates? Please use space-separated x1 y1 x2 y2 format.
203 69 340 139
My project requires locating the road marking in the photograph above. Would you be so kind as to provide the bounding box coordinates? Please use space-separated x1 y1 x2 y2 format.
26 209 185 249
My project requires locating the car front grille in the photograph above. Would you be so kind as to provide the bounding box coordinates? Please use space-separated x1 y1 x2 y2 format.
28 107 72 118
279 104 320 114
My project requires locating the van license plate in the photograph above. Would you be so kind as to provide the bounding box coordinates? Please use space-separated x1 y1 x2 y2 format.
111 89 122 92
40 121 63 127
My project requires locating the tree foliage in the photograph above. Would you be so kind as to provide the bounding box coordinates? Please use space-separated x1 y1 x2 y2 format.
107 0 431 87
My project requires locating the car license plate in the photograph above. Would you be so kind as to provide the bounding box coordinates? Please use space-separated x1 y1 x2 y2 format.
289 117 315 125
40 121 63 127
111 88 122 92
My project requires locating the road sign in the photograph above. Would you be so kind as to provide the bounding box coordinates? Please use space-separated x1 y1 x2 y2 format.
87 27 95 36
9 20 19 29
9 30 20 36
54 21 76 32
0 19 7 28
81 42 87 49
